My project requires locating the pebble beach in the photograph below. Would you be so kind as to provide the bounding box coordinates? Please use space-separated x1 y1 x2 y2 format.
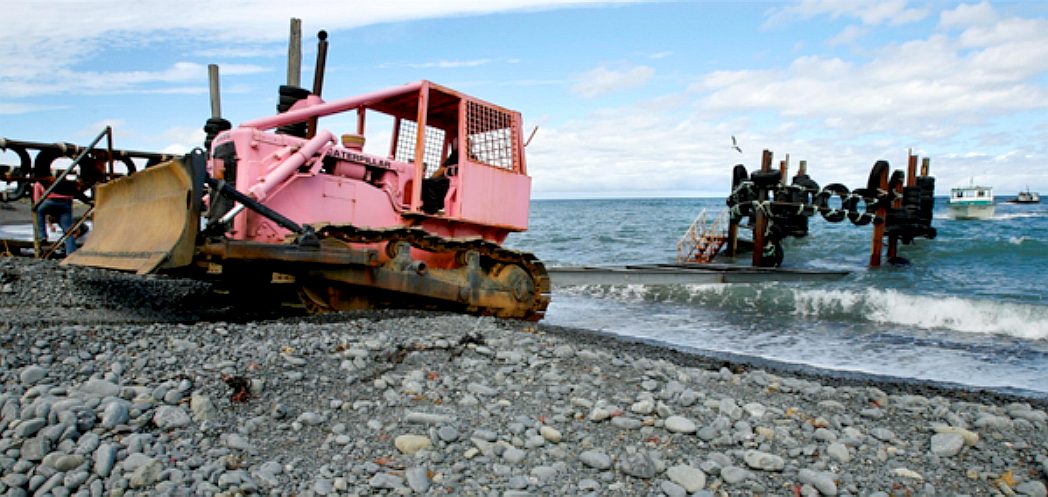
0 256 1046 496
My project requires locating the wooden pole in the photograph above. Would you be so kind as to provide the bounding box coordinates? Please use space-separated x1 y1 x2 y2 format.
798 160 807 176
869 165 888 267
208 64 222 119
287 18 302 87
906 150 917 187
726 219 739 257
920 157 930 177
886 164 904 260
752 149 773 267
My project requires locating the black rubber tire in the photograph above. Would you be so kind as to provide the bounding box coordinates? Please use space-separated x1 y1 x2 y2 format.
278 85 311 102
727 164 754 218
204 117 232 134
750 169 782 188
32 148 67 179
867 160 890 191
1 146 32 202
888 170 905 193
844 194 873 226
731 164 748 189
758 240 784 268
815 183 849 223
791 174 820 204
7 145 32 177
916 176 936 224
902 185 921 205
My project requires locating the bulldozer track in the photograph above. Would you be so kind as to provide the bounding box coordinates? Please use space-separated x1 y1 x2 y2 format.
314 225 551 321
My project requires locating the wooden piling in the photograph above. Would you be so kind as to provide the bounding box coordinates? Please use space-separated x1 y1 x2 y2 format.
869 164 888 267
920 157 930 177
726 219 739 257
207 64 221 119
906 150 917 187
752 149 773 267
287 18 302 87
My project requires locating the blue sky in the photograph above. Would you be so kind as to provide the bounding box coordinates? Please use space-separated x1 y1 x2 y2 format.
3 0 1048 198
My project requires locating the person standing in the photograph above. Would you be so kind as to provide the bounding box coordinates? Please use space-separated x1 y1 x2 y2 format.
33 174 78 255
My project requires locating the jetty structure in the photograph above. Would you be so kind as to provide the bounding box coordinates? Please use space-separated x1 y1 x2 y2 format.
677 149 936 268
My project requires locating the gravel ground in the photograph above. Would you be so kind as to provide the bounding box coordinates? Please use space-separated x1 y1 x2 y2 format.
0 257 1046 496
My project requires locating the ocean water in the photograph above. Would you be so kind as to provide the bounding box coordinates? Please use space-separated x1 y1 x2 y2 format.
506 197 1048 398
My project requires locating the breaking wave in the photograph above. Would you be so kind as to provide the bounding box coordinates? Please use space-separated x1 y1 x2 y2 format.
559 283 1048 341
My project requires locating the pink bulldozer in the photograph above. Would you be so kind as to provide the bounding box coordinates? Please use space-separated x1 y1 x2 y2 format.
65 31 549 320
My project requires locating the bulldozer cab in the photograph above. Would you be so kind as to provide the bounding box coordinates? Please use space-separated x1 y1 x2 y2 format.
354 82 533 230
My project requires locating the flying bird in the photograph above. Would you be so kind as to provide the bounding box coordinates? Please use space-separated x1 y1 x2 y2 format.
731 135 743 154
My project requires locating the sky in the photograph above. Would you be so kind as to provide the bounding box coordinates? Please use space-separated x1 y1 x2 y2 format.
2 0 1048 198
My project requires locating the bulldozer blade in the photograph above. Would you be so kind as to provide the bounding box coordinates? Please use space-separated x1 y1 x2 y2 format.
63 159 199 274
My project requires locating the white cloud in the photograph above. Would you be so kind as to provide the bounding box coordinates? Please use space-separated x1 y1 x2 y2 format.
193 47 288 59
0 103 67 115
571 64 655 98
77 120 127 141
0 1 616 101
527 3 1048 196
693 21 1048 140
940 1 997 28
764 0 928 27
2 62 269 98
380 59 502 69
828 25 869 46
159 126 207 155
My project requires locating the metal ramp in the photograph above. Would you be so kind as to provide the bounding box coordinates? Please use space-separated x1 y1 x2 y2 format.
548 263 848 288
677 208 729 263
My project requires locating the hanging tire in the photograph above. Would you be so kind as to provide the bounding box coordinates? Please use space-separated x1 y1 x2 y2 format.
844 193 873 226
750 169 782 188
867 160 889 191
728 164 753 218
758 240 784 268
815 183 849 223
1 146 32 202
791 174 819 204
5 145 32 177
731 164 748 189
33 148 66 178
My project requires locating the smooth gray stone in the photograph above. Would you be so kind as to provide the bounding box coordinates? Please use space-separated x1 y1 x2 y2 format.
19 436 51 461
153 405 191 429
14 418 46 439
617 453 657 479
578 450 612 470
369 472 405 489
20 366 48 385
720 466 752 484
799 468 838 496
77 380 121 398
405 466 430 493
100 401 129 429
404 412 453 425
92 443 117 477
930 433 964 457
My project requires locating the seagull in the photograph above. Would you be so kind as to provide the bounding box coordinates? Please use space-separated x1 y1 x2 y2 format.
731 135 743 154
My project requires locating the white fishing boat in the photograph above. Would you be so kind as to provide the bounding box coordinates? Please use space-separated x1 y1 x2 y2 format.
948 182 994 220
1007 187 1040 204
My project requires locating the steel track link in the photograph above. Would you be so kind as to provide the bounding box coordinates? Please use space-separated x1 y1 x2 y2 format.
314 225 550 321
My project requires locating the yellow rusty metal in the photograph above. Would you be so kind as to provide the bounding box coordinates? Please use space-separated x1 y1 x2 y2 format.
62 159 197 274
